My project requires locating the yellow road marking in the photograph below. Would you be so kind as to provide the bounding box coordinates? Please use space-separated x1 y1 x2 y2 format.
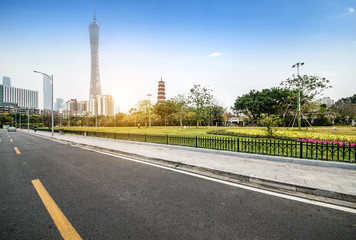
10 139 13 142
32 179 82 240
14 147 21 154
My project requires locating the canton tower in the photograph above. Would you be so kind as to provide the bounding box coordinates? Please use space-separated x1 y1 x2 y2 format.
89 0 102 104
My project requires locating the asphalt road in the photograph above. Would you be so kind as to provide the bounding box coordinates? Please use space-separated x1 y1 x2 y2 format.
1 130 355 240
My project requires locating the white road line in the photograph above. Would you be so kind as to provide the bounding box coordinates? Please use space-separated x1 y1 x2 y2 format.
76 145 356 214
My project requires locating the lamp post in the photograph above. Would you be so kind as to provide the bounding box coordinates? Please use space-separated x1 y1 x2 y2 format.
147 94 152 127
28 107 30 131
292 62 304 130
34 70 54 136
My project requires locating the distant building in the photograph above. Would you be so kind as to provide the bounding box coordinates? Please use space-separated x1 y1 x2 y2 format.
65 99 80 114
80 100 89 112
0 84 38 109
98 95 114 116
319 97 334 108
157 77 166 104
2 76 11 86
43 75 52 110
55 98 64 111
115 106 120 115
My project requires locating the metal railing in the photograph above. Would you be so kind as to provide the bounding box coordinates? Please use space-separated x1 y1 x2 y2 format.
36 129 356 163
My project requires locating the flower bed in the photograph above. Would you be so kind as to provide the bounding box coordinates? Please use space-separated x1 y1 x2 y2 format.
208 129 356 144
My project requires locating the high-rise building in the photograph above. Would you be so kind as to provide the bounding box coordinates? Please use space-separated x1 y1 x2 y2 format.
65 99 80 112
157 77 166 104
80 100 89 112
0 84 38 108
43 75 52 110
2 76 11 86
55 98 64 111
98 95 114 116
89 0 102 114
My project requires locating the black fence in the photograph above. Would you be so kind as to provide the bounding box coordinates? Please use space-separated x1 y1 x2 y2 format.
37 129 356 163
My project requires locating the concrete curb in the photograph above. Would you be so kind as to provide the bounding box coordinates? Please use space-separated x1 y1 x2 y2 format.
25 131 356 206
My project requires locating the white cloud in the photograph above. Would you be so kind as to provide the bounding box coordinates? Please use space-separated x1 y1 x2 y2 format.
209 52 222 57
348 7 354 13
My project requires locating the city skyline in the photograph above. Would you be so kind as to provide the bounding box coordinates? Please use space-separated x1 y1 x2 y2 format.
0 0 355 112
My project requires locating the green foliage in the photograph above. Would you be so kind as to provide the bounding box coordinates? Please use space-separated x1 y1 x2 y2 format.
188 84 213 128
232 87 297 123
259 115 281 138
209 105 224 126
337 94 356 104
333 94 356 123
313 114 333 126
280 74 332 101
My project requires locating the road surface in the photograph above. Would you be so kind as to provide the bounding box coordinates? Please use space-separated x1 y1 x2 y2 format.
1 130 355 239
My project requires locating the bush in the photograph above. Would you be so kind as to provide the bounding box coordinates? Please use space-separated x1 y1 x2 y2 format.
313 114 332 126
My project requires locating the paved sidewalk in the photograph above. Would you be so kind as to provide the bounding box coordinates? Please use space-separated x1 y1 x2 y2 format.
22 130 356 205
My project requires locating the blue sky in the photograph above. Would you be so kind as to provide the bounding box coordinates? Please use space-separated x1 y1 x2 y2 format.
0 0 355 112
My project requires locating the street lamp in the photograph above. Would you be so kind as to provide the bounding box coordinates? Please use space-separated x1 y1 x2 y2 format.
34 70 54 136
147 94 152 127
28 107 30 131
292 62 304 130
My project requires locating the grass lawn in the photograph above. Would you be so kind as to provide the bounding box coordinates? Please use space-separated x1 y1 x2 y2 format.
55 126 356 142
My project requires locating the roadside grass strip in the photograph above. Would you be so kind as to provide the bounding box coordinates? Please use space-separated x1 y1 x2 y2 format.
31 179 82 240
14 147 21 154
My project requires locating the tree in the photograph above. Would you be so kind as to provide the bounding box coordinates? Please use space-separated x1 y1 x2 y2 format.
188 84 213 128
153 100 177 125
333 94 356 124
170 94 189 127
136 100 151 127
209 104 225 126
280 74 332 129
232 88 298 124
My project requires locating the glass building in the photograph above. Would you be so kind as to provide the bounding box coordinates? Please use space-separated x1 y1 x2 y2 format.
2 76 11 86
0 84 38 108
43 75 52 110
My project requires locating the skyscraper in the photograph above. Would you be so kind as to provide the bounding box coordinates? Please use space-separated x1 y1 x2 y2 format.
55 98 64 111
43 75 52 110
89 0 102 114
2 76 11 86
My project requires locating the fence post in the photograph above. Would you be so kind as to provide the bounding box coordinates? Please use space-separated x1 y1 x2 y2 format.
195 136 198 148
237 138 240 152
145 134 147 142
299 141 303 159
167 135 169 145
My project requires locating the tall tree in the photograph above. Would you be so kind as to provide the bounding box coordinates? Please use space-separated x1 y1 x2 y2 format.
188 84 213 128
280 74 332 129
171 94 189 127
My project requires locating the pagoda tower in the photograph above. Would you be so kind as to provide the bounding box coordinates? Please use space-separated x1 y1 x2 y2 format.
157 77 166 104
